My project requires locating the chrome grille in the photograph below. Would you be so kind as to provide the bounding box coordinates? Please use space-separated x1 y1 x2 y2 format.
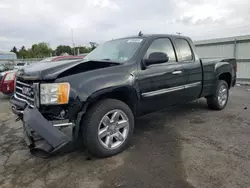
14 78 35 107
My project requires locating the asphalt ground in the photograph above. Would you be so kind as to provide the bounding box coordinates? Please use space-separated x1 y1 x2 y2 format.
0 86 249 188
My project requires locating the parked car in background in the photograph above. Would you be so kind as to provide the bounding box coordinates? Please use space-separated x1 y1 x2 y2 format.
13 56 84 70
0 56 84 96
0 62 15 72
40 56 85 63
78 53 88 58
14 62 32 70
0 64 5 72
0 70 17 96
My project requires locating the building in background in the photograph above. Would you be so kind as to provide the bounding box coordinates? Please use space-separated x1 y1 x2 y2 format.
0 52 17 72
0 51 17 60
194 35 250 83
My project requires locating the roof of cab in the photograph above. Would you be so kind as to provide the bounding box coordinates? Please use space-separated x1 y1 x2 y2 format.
116 34 191 41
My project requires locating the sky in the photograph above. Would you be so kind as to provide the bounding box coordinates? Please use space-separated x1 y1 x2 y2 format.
0 0 250 51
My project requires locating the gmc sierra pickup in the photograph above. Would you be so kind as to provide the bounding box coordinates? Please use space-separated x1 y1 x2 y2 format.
10 34 237 158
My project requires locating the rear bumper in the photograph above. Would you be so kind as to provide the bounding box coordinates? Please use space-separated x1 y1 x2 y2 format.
0 81 15 94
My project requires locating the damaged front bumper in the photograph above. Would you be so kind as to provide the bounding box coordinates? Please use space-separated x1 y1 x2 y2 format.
10 93 85 158
22 107 73 158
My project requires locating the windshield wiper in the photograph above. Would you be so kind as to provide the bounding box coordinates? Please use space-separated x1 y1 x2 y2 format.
89 58 123 64
100 58 123 64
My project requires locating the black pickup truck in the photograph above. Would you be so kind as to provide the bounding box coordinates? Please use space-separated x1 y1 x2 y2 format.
10 34 237 158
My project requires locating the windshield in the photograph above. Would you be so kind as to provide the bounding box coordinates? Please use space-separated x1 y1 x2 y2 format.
85 38 144 63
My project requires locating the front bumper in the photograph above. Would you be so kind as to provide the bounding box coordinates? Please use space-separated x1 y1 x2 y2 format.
10 96 81 158
10 92 85 158
23 107 73 158
24 107 70 145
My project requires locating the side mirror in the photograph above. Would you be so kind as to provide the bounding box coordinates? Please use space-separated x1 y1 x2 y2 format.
144 52 169 66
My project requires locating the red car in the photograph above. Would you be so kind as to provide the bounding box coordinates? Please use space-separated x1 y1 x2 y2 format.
0 56 85 96
0 70 17 96
40 55 85 62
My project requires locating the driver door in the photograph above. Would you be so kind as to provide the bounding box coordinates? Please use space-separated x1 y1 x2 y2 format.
137 37 187 114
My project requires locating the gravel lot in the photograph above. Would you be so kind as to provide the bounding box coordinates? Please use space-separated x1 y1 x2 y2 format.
0 86 250 188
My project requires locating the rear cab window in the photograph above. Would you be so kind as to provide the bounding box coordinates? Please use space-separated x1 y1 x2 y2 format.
175 39 194 62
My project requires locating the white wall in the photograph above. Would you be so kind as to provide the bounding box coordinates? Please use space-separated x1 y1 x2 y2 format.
196 44 234 58
195 38 250 81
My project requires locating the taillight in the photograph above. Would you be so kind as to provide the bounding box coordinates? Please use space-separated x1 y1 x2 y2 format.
3 72 16 81
236 63 238 72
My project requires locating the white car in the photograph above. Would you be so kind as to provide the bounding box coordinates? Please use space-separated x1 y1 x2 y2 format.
14 62 31 70
0 65 5 72
0 63 14 72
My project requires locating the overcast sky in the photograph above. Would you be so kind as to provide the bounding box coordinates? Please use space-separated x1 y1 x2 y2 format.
0 0 250 50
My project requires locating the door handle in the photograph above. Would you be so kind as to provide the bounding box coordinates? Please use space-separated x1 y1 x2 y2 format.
172 70 182 75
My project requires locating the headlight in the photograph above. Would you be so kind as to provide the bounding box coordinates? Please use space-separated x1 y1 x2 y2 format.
40 83 70 105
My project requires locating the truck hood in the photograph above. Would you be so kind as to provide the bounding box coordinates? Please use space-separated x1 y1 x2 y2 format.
19 59 121 80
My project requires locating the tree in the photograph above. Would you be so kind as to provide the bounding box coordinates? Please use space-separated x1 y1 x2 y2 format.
18 46 28 59
10 46 18 54
89 42 98 51
31 43 53 58
75 46 91 55
55 45 72 56
10 42 97 59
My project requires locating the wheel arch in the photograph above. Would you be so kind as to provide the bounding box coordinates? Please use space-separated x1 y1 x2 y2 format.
218 72 232 89
85 86 140 116
214 61 232 89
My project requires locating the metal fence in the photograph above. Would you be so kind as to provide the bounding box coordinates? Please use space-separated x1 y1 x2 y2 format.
194 35 250 83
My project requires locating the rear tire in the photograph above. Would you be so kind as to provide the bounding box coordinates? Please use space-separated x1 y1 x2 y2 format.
82 99 134 158
207 80 229 110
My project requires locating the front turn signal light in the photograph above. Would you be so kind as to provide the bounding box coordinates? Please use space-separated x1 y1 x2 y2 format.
58 83 70 104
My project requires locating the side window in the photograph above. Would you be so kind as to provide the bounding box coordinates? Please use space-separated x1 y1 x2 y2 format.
175 39 193 61
145 38 176 63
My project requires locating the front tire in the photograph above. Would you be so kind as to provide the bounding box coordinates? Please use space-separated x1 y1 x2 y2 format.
82 99 134 158
207 80 229 110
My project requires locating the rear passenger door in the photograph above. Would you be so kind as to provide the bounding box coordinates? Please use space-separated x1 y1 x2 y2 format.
174 38 202 101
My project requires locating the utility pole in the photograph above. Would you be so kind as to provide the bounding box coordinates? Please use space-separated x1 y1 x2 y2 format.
71 29 76 55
